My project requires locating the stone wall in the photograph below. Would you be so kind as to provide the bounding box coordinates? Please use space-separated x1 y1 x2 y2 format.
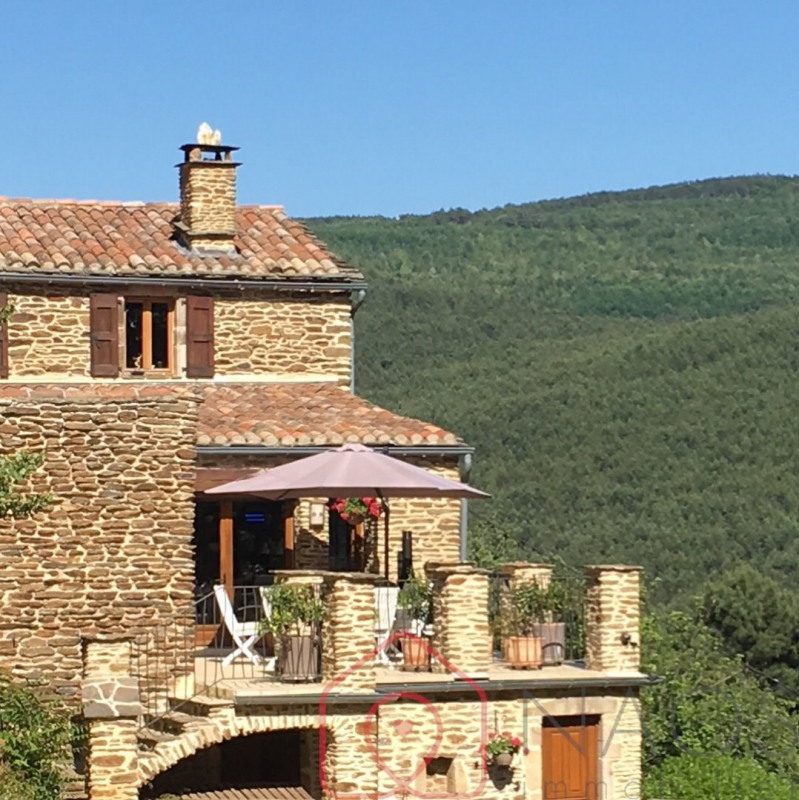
126 686 642 800
6 290 91 377
213 296 351 384
0 384 199 698
2 286 352 383
371 689 642 800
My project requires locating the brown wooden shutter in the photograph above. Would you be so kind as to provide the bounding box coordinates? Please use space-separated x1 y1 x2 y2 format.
0 292 9 379
186 295 215 377
89 294 119 377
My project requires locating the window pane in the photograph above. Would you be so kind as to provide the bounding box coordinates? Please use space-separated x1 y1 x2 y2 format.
151 302 170 368
125 302 143 369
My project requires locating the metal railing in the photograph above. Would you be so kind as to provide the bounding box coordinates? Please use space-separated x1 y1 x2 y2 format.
488 571 586 664
131 584 323 729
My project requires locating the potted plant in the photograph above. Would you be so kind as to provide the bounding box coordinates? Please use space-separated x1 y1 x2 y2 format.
260 583 324 682
504 582 546 669
329 496 383 527
397 572 432 671
532 580 568 666
485 730 523 767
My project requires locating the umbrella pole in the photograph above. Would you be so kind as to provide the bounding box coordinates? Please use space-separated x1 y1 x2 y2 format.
380 493 390 582
383 506 390 582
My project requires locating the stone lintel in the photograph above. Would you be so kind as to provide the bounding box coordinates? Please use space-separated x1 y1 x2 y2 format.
321 571 380 585
584 564 643 574
82 634 135 645
425 561 489 576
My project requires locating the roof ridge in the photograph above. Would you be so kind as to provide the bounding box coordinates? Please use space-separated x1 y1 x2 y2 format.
0 197 286 212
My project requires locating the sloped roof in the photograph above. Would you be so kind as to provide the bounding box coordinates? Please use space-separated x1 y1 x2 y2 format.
0 199 361 281
0 382 465 449
198 383 463 447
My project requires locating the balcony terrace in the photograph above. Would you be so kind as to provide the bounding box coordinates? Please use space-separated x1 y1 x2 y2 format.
131 562 644 722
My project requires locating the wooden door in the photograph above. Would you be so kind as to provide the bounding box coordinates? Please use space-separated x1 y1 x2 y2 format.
542 715 600 800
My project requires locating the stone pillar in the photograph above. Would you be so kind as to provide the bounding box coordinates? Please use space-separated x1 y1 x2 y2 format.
499 561 553 590
584 565 642 673
321 572 378 692
82 637 141 800
323 716 378 799
426 562 490 677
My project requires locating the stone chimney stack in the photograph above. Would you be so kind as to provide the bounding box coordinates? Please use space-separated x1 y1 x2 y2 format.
176 125 240 253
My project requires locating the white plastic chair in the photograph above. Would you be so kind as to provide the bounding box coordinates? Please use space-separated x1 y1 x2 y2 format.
213 585 261 667
259 586 277 673
374 586 400 665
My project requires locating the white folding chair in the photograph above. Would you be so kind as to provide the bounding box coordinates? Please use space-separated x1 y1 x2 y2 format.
374 586 400 665
213 585 261 667
259 586 277 673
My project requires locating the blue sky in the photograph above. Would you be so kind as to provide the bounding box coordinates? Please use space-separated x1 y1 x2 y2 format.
3 1 798 217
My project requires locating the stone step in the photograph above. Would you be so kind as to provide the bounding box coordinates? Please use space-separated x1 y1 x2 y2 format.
149 710 199 735
168 693 234 717
137 726 178 751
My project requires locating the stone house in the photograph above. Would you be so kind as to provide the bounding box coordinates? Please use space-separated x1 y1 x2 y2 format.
0 135 648 799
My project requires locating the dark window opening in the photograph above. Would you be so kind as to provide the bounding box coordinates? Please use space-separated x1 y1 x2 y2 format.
233 501 285 584
124 298 173 372
124 301 143 369
151 302 169 368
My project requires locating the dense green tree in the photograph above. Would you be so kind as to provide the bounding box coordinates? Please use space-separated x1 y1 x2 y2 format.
703 564 799 694
641 606 799 779
305 175 799 603
643 755 795 800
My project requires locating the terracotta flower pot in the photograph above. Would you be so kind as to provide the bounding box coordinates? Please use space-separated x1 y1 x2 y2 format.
493 752 513 767
345 511 365 527
504 635 543 669
401 634 429 671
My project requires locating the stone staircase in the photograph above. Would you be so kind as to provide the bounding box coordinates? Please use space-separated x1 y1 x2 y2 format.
137 694 237 784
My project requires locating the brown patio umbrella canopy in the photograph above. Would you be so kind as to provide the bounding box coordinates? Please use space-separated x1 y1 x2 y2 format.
206 443 488 579
205 443 489 500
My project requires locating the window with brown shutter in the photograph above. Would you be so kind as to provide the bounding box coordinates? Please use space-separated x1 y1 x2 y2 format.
186 295 215 378
0 292 9 379
89 293 120 377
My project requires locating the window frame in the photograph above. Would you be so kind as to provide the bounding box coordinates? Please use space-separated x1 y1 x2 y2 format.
121 296 176 376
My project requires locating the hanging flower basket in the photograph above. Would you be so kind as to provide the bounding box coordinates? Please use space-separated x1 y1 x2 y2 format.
329 497 383 527
485 730 525 768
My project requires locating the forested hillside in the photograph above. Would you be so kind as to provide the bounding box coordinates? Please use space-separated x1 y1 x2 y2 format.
306 175 799 604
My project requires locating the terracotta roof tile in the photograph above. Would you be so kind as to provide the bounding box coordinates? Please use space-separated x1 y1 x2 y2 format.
0 382 465 449
198 383 463 448
0 199 361 282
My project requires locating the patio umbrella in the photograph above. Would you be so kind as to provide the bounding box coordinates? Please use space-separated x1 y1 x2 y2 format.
206 443 489 579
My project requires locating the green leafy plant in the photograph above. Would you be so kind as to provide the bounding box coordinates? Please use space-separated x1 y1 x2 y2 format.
260 584 324 637
485 730 524 759
397 573 432 623
643 754 795 800
506 582 548 636
0 452 52 520
0 676 72 799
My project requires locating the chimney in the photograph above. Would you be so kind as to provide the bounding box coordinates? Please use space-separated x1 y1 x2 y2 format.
176 124 240 253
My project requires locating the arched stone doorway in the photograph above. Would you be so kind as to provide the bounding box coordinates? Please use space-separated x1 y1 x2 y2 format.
139 729 322 799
